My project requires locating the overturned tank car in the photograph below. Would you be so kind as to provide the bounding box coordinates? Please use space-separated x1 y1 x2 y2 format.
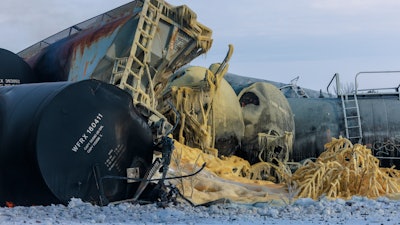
0 48 38 86
0 80 153 206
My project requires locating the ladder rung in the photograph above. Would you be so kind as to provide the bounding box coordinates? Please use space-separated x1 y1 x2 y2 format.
142 16 158 25
121 83 135 90
129 70 142 78
130 55 145 67
348 126 360 129
138 36 152 47
349 136 362 139
345 107 357 110
135 42 150 52
138 28 152 38
147 4 162 13
346 116 359 119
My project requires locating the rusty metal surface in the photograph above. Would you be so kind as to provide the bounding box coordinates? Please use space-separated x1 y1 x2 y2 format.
28 15 134 82
18 1 141 60
67 15 134 81
23 0 212 86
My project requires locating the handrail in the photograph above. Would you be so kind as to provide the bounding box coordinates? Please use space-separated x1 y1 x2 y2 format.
355 71 400 95
326 73 341 96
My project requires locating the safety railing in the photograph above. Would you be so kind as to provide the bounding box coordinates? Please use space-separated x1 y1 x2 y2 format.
279 76 309 98
355 71 400 99
326 73 341 97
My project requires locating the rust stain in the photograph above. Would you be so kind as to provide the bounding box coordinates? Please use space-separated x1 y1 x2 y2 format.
83 61 89 77
169 27 178 51
25 14 133 69
5 201 15 208
325 128 332 143
66 15 132 62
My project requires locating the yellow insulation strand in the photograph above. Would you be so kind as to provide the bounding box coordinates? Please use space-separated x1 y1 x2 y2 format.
292 137 400 200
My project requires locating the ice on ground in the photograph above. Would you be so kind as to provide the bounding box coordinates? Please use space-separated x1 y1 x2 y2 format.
1 196 400 225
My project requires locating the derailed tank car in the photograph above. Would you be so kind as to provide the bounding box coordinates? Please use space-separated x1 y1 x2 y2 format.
0 48 38 86
227 72 400 167
18 0 212 89
0 80 153 206
237 82 294 164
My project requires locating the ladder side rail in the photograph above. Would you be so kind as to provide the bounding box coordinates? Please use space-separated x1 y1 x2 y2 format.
353 93 363 143
341 94 350 139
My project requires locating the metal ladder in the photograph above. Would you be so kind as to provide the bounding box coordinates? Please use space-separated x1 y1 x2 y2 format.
279 76 309 98
341 93 363 144
290 76 309 98
293 85 309 98
111 0 164 110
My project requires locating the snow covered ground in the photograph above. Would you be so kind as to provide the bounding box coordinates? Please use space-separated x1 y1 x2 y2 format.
1 197 399 225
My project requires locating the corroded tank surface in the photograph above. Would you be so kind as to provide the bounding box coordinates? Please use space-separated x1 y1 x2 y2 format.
19 0 212 87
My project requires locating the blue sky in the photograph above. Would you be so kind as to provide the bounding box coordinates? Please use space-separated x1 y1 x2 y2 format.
1 0 400 90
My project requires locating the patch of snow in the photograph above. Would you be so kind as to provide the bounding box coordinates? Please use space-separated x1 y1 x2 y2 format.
1 196 399 225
